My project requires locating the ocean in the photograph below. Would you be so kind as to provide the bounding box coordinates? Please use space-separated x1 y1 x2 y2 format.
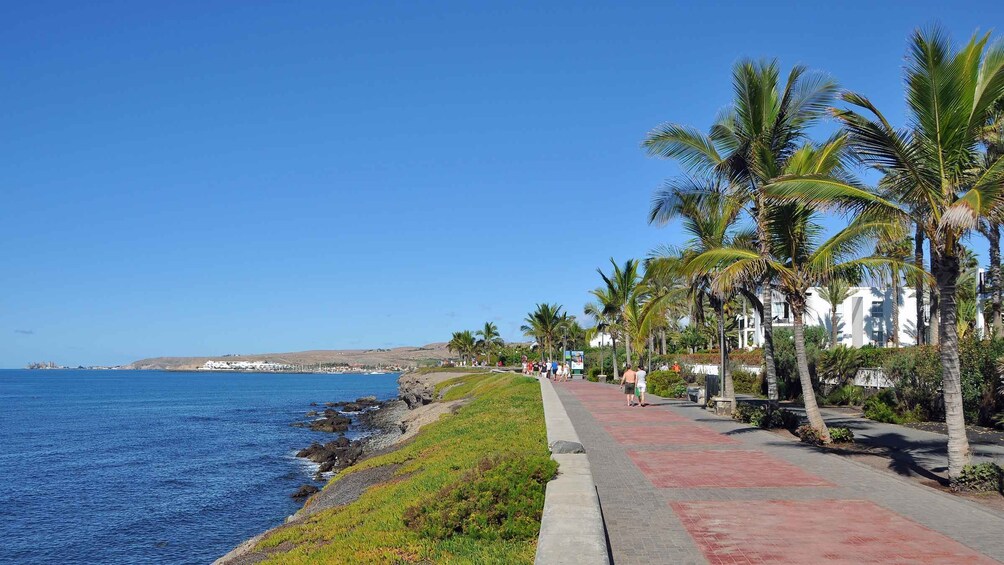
0 369 400 564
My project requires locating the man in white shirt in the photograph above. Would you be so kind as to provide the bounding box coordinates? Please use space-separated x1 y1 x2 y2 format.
635 366 648 407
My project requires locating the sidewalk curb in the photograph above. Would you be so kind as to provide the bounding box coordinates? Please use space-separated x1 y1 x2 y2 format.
535 378 610 565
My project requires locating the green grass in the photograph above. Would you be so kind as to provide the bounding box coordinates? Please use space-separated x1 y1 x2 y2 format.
255 372 551 564
415 366 491 375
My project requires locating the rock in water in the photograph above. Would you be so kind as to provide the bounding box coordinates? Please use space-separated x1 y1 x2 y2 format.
309 413 351 433
291 484 319 499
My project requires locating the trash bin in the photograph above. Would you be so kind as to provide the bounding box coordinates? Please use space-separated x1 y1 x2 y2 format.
705 374 720 400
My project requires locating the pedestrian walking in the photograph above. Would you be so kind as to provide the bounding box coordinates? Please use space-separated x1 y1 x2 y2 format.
635 366 647 406
620 364 638 407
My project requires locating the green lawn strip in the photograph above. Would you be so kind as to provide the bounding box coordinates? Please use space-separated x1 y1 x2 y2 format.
255 373 551 564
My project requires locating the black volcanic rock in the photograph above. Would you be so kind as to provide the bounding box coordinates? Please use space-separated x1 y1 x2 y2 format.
292 484 319 499
310 413 351 433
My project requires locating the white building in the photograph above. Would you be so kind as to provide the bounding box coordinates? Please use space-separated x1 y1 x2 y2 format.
741 286 920 349
589 333 613 348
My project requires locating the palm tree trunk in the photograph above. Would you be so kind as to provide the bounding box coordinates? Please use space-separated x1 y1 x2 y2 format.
830 304 839 349
755 198 780 404
610 336 620 381
761 284 779 403
624 329 633 367
792 302 830 442
598 338 605 376
936 251 972 479
892 270 900 348
647 333 654 372
718 303 735 404
660 328 667 355
915 225 925 345
930 243 940 345
991 223 1002 335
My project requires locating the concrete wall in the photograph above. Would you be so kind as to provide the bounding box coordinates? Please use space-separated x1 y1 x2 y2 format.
535 378 609 565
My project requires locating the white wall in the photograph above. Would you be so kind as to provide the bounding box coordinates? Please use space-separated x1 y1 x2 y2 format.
804 287 918 347
745 286 920 348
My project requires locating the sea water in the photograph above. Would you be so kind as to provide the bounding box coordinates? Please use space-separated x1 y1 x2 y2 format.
0 369 400 564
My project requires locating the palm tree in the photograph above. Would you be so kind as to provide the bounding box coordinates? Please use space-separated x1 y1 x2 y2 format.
447 330 477 365
584 301 610 375
475 322 504 364
644 59 838 405
649 181 753 404
767 28 1004 478
980 108 1004 334
596 258 643 366
588 287 622 380
521 303 565 362
693 136 908 442
875 233 912 347
819 277 853 348
914 222 927 344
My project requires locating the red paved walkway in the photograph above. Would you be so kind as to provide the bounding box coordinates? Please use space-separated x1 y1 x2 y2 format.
557 380 1004 565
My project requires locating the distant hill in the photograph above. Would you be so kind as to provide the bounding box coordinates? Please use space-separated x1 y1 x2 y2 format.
125 343 452 371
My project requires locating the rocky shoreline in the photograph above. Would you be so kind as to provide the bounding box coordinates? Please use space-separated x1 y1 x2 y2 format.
288 396 399 494
215 370 471 565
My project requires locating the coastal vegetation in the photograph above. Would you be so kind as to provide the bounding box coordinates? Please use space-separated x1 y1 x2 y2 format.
251 372 552 563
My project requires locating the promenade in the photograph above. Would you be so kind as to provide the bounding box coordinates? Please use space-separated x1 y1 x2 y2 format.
555 380 1004 565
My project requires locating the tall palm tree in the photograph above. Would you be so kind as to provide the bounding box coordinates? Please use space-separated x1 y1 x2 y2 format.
584 301 610 375
475 322 504 364
692 136 906 442
644 59 839 405
649 181 753 404
520 303 565 362
819 276 854 348
875 233 912 347
596 258 643 366
588 287 621 380
980 108 1004 334
767 28 1004 477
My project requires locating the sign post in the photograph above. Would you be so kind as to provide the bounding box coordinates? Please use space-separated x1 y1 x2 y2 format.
569 350 584 378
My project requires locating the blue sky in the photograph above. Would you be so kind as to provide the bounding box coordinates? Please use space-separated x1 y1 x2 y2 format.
3 1 1002 367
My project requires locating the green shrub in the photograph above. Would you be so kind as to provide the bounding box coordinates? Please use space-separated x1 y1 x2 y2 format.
858 345 895 368
731 369 760 395
770 408 801 431
796 424 823 445
747 407 768 427
952 462 1004 494
818 346 863 386
884 346 942 421
647 370 685 397
732 402 758 423
668 382 688 398
825 384 865 406
403 453 558 540
863 390 903 423
828 426 855 443
733 403 798 430
959 337 1004 426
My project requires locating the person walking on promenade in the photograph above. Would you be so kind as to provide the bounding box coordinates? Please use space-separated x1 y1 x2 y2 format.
620 364 638 407
635 366 647 407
